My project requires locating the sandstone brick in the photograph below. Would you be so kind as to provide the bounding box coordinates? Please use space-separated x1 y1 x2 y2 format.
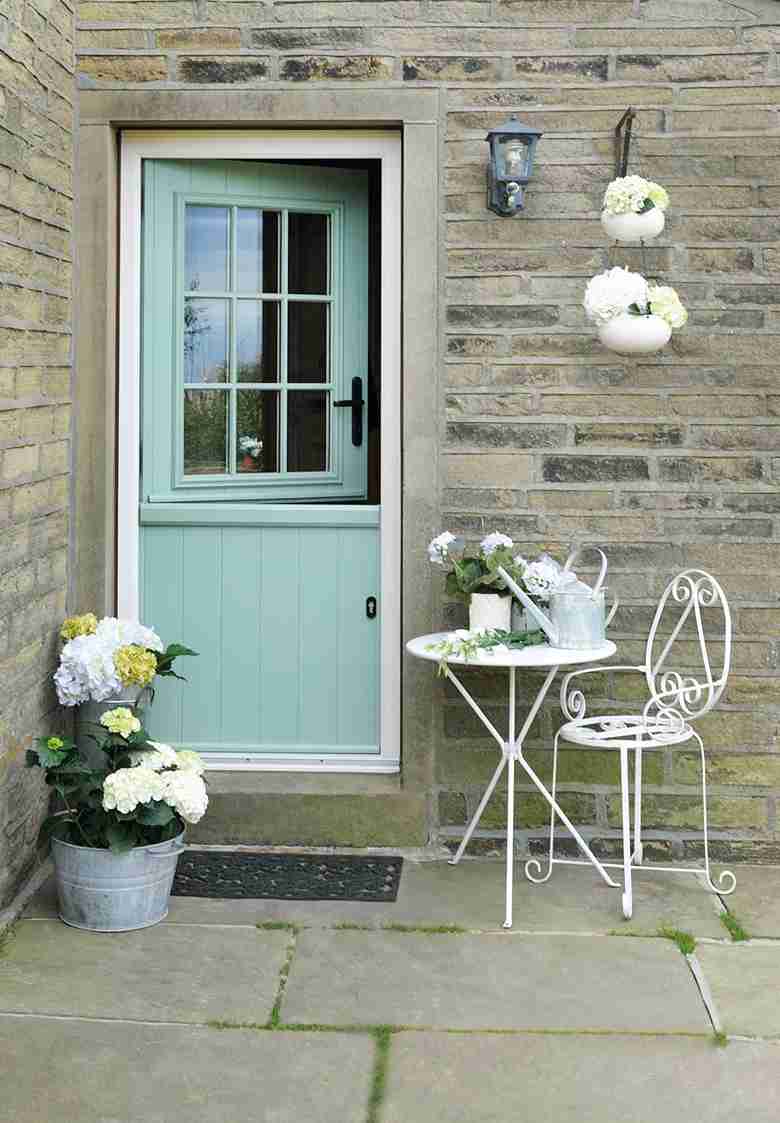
689 425 780 452
157 27 241 50
77 55 168 83
448 108 661 138
177 57 268 82
513 55 608 82
446 393 534 417
687 248 754 274
607 794 767 830
403 57 502 82
447 335 505 359
280 55 394 80
427 1 491 19
447 247 605 274
77 29 151 49
669 395 763 418
446 421 564 449
672 106 778 132
743 26 780 47
2 442 38 480
438 791 467 825
484 790 595 831
38 438 68 474
444 452 533 486
543 456 650 483
496 1 634 20
616 52 768 83
447 305 558 329
658 457 762 484
528 489 612 511
574 423 683 448
576 27 737 48
675 752 780 788
79 2 194 20
271 2 421 23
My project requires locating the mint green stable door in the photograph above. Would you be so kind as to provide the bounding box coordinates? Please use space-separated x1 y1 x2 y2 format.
139 159 379 758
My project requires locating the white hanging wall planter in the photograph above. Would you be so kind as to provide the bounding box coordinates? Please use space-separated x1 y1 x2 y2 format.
601 207 665 244
598 313 671 355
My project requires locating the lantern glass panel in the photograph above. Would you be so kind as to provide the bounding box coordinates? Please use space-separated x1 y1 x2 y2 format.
502 138 531 179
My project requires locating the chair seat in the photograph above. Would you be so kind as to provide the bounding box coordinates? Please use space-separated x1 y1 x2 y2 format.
559 712 694 749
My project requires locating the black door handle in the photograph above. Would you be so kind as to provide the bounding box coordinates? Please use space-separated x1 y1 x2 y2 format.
334 376 365 447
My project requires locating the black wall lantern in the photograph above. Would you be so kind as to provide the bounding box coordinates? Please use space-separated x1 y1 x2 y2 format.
486 116 543 216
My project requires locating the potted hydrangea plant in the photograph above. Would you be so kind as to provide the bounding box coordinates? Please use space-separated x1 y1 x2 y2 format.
601 174 670 243
55 614 196 758
239 435 263 471
427 531 527 632
584 266 687 355
27 708 208 931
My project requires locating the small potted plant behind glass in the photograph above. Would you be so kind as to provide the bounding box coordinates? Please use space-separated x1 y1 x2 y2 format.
428 531 526 632
239 435 263 472
584 266 687 356
601 175 669 244
27 711 208 931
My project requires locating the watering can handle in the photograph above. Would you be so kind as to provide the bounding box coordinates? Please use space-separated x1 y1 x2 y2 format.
563 545 609 597
605 595 619 630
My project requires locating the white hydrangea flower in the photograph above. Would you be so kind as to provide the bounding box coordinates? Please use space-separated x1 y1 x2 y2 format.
160 770 209 824
55 632 123 706
102 766 165 814
584 267 648 325
95 617 164 654
603 174 652 215
523 555 564 602
648 285 688 330
480 532 514 556
175 749 206 776
128 741 179 771
428 531 457 565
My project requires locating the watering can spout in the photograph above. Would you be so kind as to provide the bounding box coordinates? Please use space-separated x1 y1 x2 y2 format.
496 565 558 644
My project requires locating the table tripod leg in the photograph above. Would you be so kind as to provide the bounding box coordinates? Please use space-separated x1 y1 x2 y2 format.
504 753 515 928
448 755 507 866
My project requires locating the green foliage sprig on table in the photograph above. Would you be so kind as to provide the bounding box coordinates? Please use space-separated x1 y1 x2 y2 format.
427 628 547 676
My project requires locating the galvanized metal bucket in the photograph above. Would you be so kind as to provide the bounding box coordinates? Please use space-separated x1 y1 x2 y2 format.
75 686 151 766
52 833 185 932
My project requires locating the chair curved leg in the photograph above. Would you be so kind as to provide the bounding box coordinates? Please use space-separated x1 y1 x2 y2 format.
620 744 633 919
525 731 559 884
633 742 643 865
693 730 736 896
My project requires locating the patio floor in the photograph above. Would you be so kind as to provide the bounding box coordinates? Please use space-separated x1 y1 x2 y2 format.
2 857 779 1121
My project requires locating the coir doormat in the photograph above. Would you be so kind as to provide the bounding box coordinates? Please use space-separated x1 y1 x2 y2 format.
172 851 403 902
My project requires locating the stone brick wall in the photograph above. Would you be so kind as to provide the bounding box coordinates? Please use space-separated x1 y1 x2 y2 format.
77 0 780 859
0 0 74 908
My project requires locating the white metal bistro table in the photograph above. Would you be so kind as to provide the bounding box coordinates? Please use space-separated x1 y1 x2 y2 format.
407 633 618 928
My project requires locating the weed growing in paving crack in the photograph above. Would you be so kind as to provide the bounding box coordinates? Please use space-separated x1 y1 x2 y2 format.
720 911 749 942
366 1028 393 1123
0 923 15 957
334 922 373 931
256 921 298 932
712 1031 729 1048
658 926 696 956
381 923 466 935
269 931 297 1028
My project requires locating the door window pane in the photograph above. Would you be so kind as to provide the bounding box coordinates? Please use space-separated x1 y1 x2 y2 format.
237 209 280 294
184 299 228 383
288 391 328 472
237 300 280 384
288 302 328 384
185 205 228 291
237 390 279 473
288 213 328 295
184 390 227 474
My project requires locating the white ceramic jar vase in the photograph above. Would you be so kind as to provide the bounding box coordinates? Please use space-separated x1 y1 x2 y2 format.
601 207 665 244
469 593 512 633
598 313 671 356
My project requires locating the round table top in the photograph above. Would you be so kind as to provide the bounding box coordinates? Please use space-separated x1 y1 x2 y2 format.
406 633 617 669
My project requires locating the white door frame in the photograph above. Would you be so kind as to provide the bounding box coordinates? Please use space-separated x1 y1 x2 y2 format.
119 130 401 773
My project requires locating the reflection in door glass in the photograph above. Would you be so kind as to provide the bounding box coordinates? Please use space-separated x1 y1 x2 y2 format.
236 301 279 383
237 209 280 293
288 213 328 294
183 390 227 474
288 391 328 472
237 390 279 473
288 302 328 383
185 205 229 291
184 299 228 383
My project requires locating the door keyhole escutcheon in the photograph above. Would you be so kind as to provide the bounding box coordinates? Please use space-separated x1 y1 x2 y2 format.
366 596 377 620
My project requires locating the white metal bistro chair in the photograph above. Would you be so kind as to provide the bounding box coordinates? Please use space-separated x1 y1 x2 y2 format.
528 569 737 919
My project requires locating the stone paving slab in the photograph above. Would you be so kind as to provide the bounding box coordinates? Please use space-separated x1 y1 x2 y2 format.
718 865 780 939
282 930 710 1032
0 920 289 1025
0 1017 374 1123
25 859 726 936
383 1031 780 1123
696 943 780 1038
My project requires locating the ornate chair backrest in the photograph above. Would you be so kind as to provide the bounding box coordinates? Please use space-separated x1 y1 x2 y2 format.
644 569 731 724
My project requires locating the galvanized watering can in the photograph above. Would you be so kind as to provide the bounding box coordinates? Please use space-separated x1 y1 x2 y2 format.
498 546 618 650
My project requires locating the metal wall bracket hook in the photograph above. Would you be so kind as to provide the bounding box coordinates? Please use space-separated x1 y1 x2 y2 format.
614 107 637 178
